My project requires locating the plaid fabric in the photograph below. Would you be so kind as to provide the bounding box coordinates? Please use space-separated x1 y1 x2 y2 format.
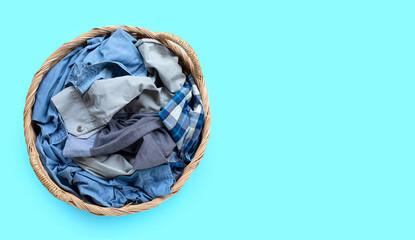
159 75 205 165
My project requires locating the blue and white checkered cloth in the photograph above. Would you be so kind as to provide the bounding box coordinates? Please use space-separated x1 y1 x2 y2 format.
159 75 205 172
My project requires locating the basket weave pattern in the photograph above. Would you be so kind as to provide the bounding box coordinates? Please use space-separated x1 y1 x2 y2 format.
23 26 211 216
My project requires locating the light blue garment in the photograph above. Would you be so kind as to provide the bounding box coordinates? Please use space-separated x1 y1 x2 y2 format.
63 134 97 157
66 28 147 93
68 61 131 93
32 38 103 145
35 137 174 207
32 28 175 207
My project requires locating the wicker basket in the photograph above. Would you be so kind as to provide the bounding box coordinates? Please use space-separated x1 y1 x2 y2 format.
23 26 211 216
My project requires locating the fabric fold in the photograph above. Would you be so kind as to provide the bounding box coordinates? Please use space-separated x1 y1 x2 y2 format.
159 75 205 163
63 112 176 179
66 27 147 92
52 76 160 138
135 38 186 94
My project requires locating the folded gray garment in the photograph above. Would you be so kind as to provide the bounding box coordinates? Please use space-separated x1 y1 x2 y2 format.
52 76 161 138
73 151 177 179
136 38 186 93
63 112 177 179
122 38 187 113
73 154 136 179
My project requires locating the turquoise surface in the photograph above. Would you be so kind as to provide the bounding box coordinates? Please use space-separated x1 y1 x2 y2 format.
1 0 414 239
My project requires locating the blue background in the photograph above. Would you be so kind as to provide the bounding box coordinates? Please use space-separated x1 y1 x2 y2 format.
1 0 414 239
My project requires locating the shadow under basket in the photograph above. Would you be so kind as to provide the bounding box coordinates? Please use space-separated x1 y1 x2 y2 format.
23 25 211 216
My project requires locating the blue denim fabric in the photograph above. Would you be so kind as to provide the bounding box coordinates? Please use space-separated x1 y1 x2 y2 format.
66 28 147 93
32 28 175 207
69 61 131 94
63 133 98 157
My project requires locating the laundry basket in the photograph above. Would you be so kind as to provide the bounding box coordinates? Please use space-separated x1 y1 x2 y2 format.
23 26 211 216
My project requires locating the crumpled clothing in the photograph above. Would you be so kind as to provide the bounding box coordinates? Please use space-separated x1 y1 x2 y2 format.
32 28 176 207
51 36 189 139
35 133 175 207
121 38 187 113
71 164 173 206
63 112 176 179
66 28 147 93
73 154 136 179
135 38 186 93
52 76 162 138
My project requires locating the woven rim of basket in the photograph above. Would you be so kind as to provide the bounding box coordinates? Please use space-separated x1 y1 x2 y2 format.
23 26 211 216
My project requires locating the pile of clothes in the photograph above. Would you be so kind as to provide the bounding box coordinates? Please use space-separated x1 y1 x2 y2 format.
32 28 204 207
